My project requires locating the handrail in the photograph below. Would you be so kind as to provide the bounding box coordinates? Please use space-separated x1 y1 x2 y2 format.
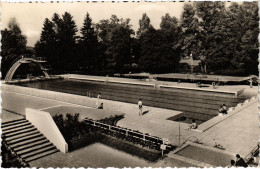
245 143 259 163
84 118 173 149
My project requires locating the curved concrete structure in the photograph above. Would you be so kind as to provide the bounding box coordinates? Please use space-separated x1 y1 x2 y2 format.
5 56 50 82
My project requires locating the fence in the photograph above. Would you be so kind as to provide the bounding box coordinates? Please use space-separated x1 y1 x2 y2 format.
84 118 173 151
245 143 259 164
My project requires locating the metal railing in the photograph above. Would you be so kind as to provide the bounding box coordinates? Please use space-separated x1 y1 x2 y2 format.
84 118 173 150
245 143 259 164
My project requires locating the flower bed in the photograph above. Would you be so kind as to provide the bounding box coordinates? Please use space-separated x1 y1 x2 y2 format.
53 113 102 151
53 113 174 160
99 135 161 162
97 115 124 125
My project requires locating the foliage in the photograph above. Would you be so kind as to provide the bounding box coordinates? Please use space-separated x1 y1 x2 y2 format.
1 18 27 78
32 3 258 76
96 15 134 73
35 12 78 73
178 4 201 59
77 13 98 73
97 115 124 125
136 13 153 38
138 27 180 73
52 113 100 150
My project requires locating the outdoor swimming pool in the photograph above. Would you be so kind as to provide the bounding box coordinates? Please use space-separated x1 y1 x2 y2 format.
16 78 245 124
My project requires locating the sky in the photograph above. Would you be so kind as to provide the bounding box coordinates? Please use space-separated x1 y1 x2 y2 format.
1 2 187 47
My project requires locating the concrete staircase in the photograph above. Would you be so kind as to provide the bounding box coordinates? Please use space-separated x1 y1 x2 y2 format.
2 118 59 163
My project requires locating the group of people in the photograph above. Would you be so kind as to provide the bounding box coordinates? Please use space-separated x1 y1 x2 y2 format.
229 154 248 167
219 104 227 115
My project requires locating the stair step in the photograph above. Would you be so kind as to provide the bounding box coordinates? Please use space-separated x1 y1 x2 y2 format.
5 130 39 142
2 121 31 131
25 149 59 163
22 145 57 159
10 136 47 149
14 139 49 152
17 142 54 156
4 127 37 138
2 119 28 128
2 125 34 135
2 118 26 125
7 133 43 145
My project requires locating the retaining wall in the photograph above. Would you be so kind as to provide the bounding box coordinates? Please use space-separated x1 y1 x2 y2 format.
25 108 68 153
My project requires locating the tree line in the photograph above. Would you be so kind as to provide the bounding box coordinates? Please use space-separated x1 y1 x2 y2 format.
1 2 258 78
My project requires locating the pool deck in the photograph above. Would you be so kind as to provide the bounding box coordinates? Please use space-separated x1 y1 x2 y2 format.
1 76 258 167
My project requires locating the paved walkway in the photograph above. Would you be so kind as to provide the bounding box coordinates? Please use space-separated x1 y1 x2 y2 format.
1 109 24 123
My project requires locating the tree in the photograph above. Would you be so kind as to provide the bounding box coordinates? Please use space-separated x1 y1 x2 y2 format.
232 2 259 75
195 2 232 74
193 1 258 75
35 18 57 69
178 4 201 59
1 18 27 78
96 15 134 73
136 13 153 38
160 13 179 46
35 12 78 73
138 27 180 73
78 13 98 73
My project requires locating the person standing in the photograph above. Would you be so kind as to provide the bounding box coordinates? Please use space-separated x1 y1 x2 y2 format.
138 98 143 116
249 78 253 88
96 93 102 108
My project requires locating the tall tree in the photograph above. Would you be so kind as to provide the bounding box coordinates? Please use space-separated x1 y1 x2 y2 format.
35 18 57 68
160 13 179 45
138 27 180 73
195 2 229 74
136 13 153 38
96 15 134 73
35 12 78 73
1 18 27 78
78 12 98 73
178 4 201 59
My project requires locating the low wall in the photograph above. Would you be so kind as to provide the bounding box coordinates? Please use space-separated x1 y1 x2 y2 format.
25 108 68 153
63 74 242 97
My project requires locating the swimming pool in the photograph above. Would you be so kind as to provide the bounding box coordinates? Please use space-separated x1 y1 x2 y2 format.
16 78 245 124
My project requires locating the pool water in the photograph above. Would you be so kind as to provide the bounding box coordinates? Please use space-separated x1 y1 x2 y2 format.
16 78 243 123
176 145 234 167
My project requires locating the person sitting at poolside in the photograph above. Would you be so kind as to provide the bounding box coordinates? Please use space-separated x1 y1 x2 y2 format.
222 104 227 114
219 104 228 115
188 120 197 130
98 103 103 109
